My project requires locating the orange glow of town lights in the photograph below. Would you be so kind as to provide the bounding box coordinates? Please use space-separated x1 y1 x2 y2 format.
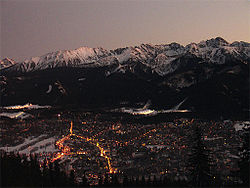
51 122 116 173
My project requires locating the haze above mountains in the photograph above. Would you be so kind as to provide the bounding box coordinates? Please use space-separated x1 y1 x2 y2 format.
1 37 249 118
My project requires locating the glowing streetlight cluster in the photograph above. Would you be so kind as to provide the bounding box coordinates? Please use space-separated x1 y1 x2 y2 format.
51 121 116 174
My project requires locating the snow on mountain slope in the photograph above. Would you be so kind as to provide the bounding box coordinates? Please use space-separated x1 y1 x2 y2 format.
115 48 131 63
4 47 111 72
1 37 249 75
0 58 16 69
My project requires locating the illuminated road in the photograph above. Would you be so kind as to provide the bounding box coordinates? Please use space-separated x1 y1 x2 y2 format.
51 120 195 174
51 122 116 174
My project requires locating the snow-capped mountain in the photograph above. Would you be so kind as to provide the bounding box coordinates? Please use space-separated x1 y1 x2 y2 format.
0 58 16 69
1 37 249 118
2 47 111 73
2 37 249 76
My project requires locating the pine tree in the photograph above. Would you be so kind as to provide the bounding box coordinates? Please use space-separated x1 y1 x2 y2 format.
238 128 249 187
30 154 42 186
42 158 50 187
135 176 140 186
103 173 110 186
188 123 214 187
146 175 152 186
98 175 103 187
141 175 146 186
81 174 89 187
152 175 158 186
48 160 55 186
130 176 136 186
69 170 76 187
111 173 120 186
122 174 129 187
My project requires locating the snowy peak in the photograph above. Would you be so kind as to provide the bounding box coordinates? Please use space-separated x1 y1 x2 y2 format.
197 37 228 48
183 37 250 65
205 37 229 47
8 46 112 72
0 58 16 69
230 41 250 48
2 37 249 74
25 46 109 65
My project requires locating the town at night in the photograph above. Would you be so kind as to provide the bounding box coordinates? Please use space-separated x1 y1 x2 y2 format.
1 0 249 187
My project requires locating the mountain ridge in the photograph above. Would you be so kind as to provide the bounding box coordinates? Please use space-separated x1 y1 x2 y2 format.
1 37 249 75
1 37 249 118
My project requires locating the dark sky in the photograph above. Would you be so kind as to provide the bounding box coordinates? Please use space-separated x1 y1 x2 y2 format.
1 0 249 61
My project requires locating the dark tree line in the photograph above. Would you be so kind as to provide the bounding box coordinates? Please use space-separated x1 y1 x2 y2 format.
97 173 187 187
0 152 77 187
0 151 187 187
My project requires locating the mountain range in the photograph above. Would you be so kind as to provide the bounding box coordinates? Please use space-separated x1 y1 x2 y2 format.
1 37 249 118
